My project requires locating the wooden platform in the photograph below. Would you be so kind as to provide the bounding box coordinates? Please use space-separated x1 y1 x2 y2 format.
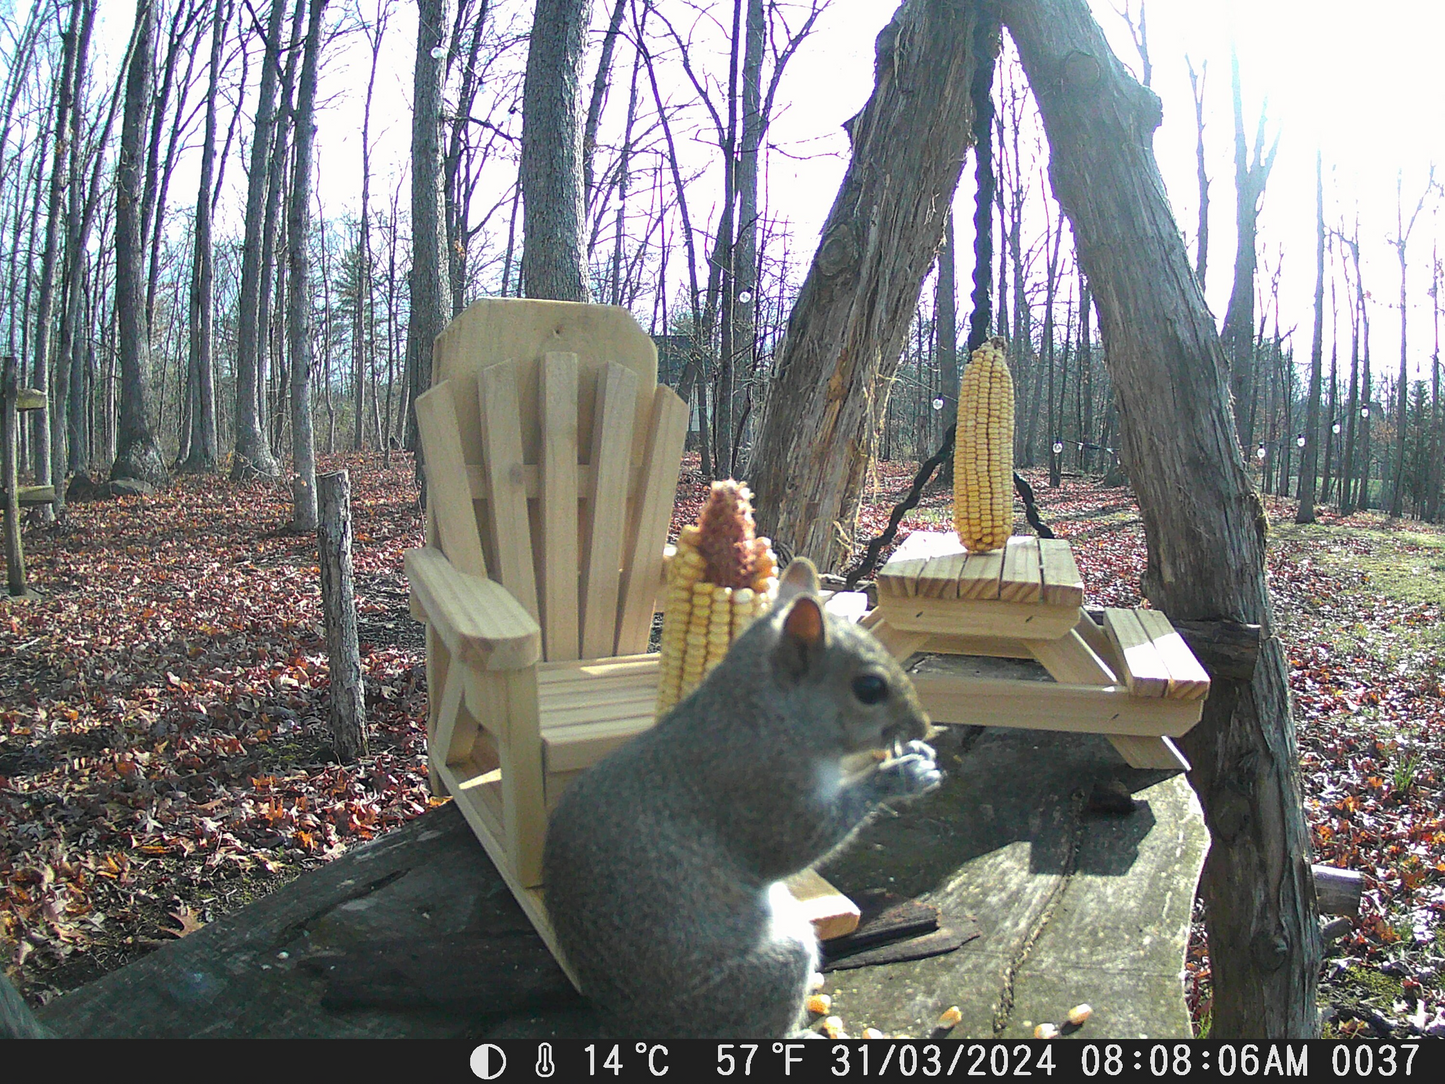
870 532 1210 771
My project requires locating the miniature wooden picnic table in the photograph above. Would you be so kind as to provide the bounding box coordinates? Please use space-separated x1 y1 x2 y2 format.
865 530 1211 772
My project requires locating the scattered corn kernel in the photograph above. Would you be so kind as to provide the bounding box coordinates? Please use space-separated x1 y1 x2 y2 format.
1067 1003 1093 1026
936 1005 963 1029
1034 1022 1059 1039
805 994 832 1015
862 1028 884 1039
809 972 826 991
822 1015 847 1039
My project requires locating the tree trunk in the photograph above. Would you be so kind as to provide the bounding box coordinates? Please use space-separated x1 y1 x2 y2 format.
1002 0 1320 1038
1219 49 1277 450
111 0 166 488
750 0 982 568
1389 171 1433 518
1296 152 1325 523
287 0 324 532
404 0 453 455
1187 56 1209 285
318 470 367 761
181 0 228 474
231 0 287 481
936 213 959 420
519 0 588 302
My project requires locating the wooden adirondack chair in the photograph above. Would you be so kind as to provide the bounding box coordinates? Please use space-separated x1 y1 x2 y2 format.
404 300 688 947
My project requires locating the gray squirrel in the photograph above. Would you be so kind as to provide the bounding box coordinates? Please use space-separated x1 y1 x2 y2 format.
543 558 941 1038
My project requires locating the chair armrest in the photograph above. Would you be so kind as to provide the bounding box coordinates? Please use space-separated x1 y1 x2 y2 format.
404 546 541 670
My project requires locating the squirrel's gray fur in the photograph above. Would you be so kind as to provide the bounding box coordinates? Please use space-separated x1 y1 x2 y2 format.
543 558 940 1039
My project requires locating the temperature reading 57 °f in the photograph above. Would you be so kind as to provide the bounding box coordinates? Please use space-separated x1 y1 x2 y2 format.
717 1045 760 1075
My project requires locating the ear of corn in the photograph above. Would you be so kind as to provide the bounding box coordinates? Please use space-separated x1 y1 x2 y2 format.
656 481 778 715
953 336 1015 553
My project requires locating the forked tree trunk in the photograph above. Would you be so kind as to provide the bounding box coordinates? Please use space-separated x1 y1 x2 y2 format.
111 0 167 488
750 0 982 567
1002 0 1320 1038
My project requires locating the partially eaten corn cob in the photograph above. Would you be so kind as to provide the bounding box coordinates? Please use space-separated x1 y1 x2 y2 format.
953 336 1014 553
655 481 778 715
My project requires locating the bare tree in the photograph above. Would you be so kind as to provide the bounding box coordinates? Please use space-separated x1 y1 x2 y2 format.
1186 55 1208 284
404 0 452 454
1296 150 1325 523
1387 166 1436 517
111 0 167 488
1220 48 1279 448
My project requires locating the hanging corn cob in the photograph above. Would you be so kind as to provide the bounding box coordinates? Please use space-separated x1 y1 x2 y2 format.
656 481 778 715
953 336 1015 552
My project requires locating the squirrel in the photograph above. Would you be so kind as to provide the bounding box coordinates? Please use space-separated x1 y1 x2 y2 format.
542 557 941 1039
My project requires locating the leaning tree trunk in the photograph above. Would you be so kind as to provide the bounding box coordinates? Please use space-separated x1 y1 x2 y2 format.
1002 0 1320 1038
750 0 982 568
111 0 167 488
1296 151 1325 523
519 0 588 302
287 0 324 532
403 0 453 454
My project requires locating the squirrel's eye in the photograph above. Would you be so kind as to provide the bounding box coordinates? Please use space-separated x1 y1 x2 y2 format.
851 674 889 705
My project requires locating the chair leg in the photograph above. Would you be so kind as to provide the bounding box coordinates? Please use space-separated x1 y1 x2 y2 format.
425 625 452 798
475 669 547 888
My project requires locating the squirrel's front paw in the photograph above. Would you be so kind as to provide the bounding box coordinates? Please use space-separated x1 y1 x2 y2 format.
875 740 942 800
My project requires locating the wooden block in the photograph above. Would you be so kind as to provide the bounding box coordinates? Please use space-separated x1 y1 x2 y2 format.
0 485 57 505
580 363 638 659
539 353 581 662
784 869 861 941
910 671 1202 737
1037 538 1085 607
1313 864 1365 917
413 382 487 578
615 386 687 654
999 536 1042 602
15 388 45 411
878 531 967 599
1102 608 1170 698
957 548 1004 599
1029 627 1118 686
1106 734 1191 771
876 595 1080 641
477 363 540 620
1133 608 1212 700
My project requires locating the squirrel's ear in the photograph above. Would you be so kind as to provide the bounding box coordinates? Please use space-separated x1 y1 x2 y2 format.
774 595 826 679
775 557 821 604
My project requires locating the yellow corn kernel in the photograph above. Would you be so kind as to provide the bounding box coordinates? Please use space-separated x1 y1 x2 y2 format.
953 337 1014 553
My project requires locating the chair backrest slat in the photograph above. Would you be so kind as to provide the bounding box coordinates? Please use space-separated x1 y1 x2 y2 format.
615 386 688 654
478 362 540 621
415 381 487 578
580 363 639 658
540 353 581 661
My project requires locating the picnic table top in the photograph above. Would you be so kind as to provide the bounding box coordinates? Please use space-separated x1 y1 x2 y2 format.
39 723 1206 1041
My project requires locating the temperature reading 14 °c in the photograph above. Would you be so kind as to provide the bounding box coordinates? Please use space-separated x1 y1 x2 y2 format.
584 1043 670 1077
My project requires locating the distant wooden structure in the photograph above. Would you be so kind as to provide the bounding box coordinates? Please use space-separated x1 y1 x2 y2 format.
868 531 1211 771
2 357 57 598
405 299 859 974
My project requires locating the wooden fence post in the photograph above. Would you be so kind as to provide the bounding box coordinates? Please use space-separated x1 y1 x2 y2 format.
318 470 366 761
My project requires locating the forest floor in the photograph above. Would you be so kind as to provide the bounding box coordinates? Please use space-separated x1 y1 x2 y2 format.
1 451 1442 1039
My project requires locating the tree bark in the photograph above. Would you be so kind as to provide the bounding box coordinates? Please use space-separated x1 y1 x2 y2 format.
231 0 287 480
181 0 229 474
1389 170 1434 518
519 0 588 302
1187 56 1209 285
318 470 366 761
1001 0 1320 1038
111 0 166 488
1296 153 1325 522
404 0 453 455
750 0 982 568
287 0 325 531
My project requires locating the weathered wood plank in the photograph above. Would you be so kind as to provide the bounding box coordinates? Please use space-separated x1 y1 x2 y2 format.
1037 537 1085 607
957 547 1004 599
998 535 1042 602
